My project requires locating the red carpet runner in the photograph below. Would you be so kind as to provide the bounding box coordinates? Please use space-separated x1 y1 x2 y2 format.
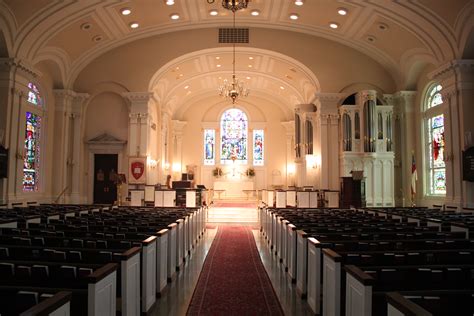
187 226 284 315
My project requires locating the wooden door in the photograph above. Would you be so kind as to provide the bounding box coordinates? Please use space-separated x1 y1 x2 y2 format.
93 154 118 204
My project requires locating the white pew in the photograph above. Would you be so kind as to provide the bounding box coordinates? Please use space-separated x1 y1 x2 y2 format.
296 230 308 298
156 229 169 295
141 237 157 313
322 248 342 316
386 292 433 316
344 265 374 316
166 223 177 281
21 291 72 316
87 263 118 316
307 237 322 315
287 223 298 282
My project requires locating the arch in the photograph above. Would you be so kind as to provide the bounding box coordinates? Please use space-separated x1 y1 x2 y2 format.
0 1 17 58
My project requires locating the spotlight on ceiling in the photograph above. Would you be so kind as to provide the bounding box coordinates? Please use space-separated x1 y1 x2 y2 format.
329 22 339 29
337 8 348 15
121 8 131 15
165 0 175 5
295 0 304 6
289 13 299 20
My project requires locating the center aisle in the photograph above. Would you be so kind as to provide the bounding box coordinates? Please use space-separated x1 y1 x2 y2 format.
187 225 284 315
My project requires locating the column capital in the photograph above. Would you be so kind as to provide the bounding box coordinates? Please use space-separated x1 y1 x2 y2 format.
0 58 41 79
393 90 417 113
281 121 295 136
122 92 153 103
429 59 474 81
172 120 187 136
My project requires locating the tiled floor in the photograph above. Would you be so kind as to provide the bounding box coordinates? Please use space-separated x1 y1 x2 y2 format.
151 222 313 315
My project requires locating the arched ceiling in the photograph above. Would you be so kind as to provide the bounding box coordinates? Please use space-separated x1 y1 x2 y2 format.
1 0 473 91
149 47 319 117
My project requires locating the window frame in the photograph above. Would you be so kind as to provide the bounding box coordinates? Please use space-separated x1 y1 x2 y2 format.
22 82 46 193
423 83 446 197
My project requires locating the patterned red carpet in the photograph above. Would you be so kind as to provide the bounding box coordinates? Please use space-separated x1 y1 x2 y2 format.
187 225 284 315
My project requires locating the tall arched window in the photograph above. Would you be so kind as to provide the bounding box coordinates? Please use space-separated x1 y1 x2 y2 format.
23 82 43 191
424 84 446 195
220 108 248 164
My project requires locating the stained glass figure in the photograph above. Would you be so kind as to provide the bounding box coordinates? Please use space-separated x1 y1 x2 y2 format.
429 114 445 194
23 112 41 191
220 109 247 164
253 130 264 166
204 129 215 165
27 83 42 107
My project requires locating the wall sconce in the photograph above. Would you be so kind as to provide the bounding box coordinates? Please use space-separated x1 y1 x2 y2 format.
306 154 321 169
163 162 170 171
287 163 295 175
147 157 158 169
172 162 181 173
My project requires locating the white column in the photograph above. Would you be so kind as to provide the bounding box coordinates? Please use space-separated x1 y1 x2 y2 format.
314 93 343 190
171 120 187 180
393 91 417 206
70 93 89 203
281 121 295 187
123 92 153 157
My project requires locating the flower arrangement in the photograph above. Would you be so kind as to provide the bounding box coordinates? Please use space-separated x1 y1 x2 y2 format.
245 167 255 177
212 167 223 178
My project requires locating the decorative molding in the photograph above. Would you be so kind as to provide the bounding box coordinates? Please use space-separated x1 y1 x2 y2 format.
85 132 127 145
122 92 153 103
429 59 474 81
0 58 42 78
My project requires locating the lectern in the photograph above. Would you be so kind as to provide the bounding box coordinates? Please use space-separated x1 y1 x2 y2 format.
340 175 366 208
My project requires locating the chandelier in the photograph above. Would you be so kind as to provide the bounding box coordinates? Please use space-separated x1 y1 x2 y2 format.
217 1 250 104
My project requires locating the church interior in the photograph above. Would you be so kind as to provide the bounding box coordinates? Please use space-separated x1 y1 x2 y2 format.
0 0 473 315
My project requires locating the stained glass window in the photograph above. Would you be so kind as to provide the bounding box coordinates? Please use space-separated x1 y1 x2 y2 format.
203 129 215 165
427 84 442 109
220 109 247 164
253 130 264 166
425 84 446 195
27 83 42 107
23 112 41 191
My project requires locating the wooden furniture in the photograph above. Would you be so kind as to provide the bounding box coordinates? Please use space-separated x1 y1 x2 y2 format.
340 177 365 208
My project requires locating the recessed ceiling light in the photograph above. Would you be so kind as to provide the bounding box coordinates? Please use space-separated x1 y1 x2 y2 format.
209 9 218 16
295 0 304 6
184 85 189 89
251 10 260 16
218 76 222 80
215 56 220 60
92 35 103 42
329 22 339 29
280 86 285 90
121 8 131 16
337 8 347 16
248 65 253 68
170 13 180 20
246 76 251 79
367 35 376 43
129 22 139 29
289 13 299 20
80 23 92 31
165 0 175 5
216 64 221 68
378 23 389 31
249 56 254 60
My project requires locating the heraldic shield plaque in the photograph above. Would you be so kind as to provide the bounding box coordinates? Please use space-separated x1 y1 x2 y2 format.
129 157 146 184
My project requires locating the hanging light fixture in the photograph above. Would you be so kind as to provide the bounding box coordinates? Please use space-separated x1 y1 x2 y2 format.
218 1 249 104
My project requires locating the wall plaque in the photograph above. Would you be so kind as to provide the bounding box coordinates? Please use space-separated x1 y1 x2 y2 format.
0 146 7 178
463 147 474 182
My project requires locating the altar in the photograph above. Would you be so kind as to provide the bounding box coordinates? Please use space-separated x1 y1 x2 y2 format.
214 180 254 199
